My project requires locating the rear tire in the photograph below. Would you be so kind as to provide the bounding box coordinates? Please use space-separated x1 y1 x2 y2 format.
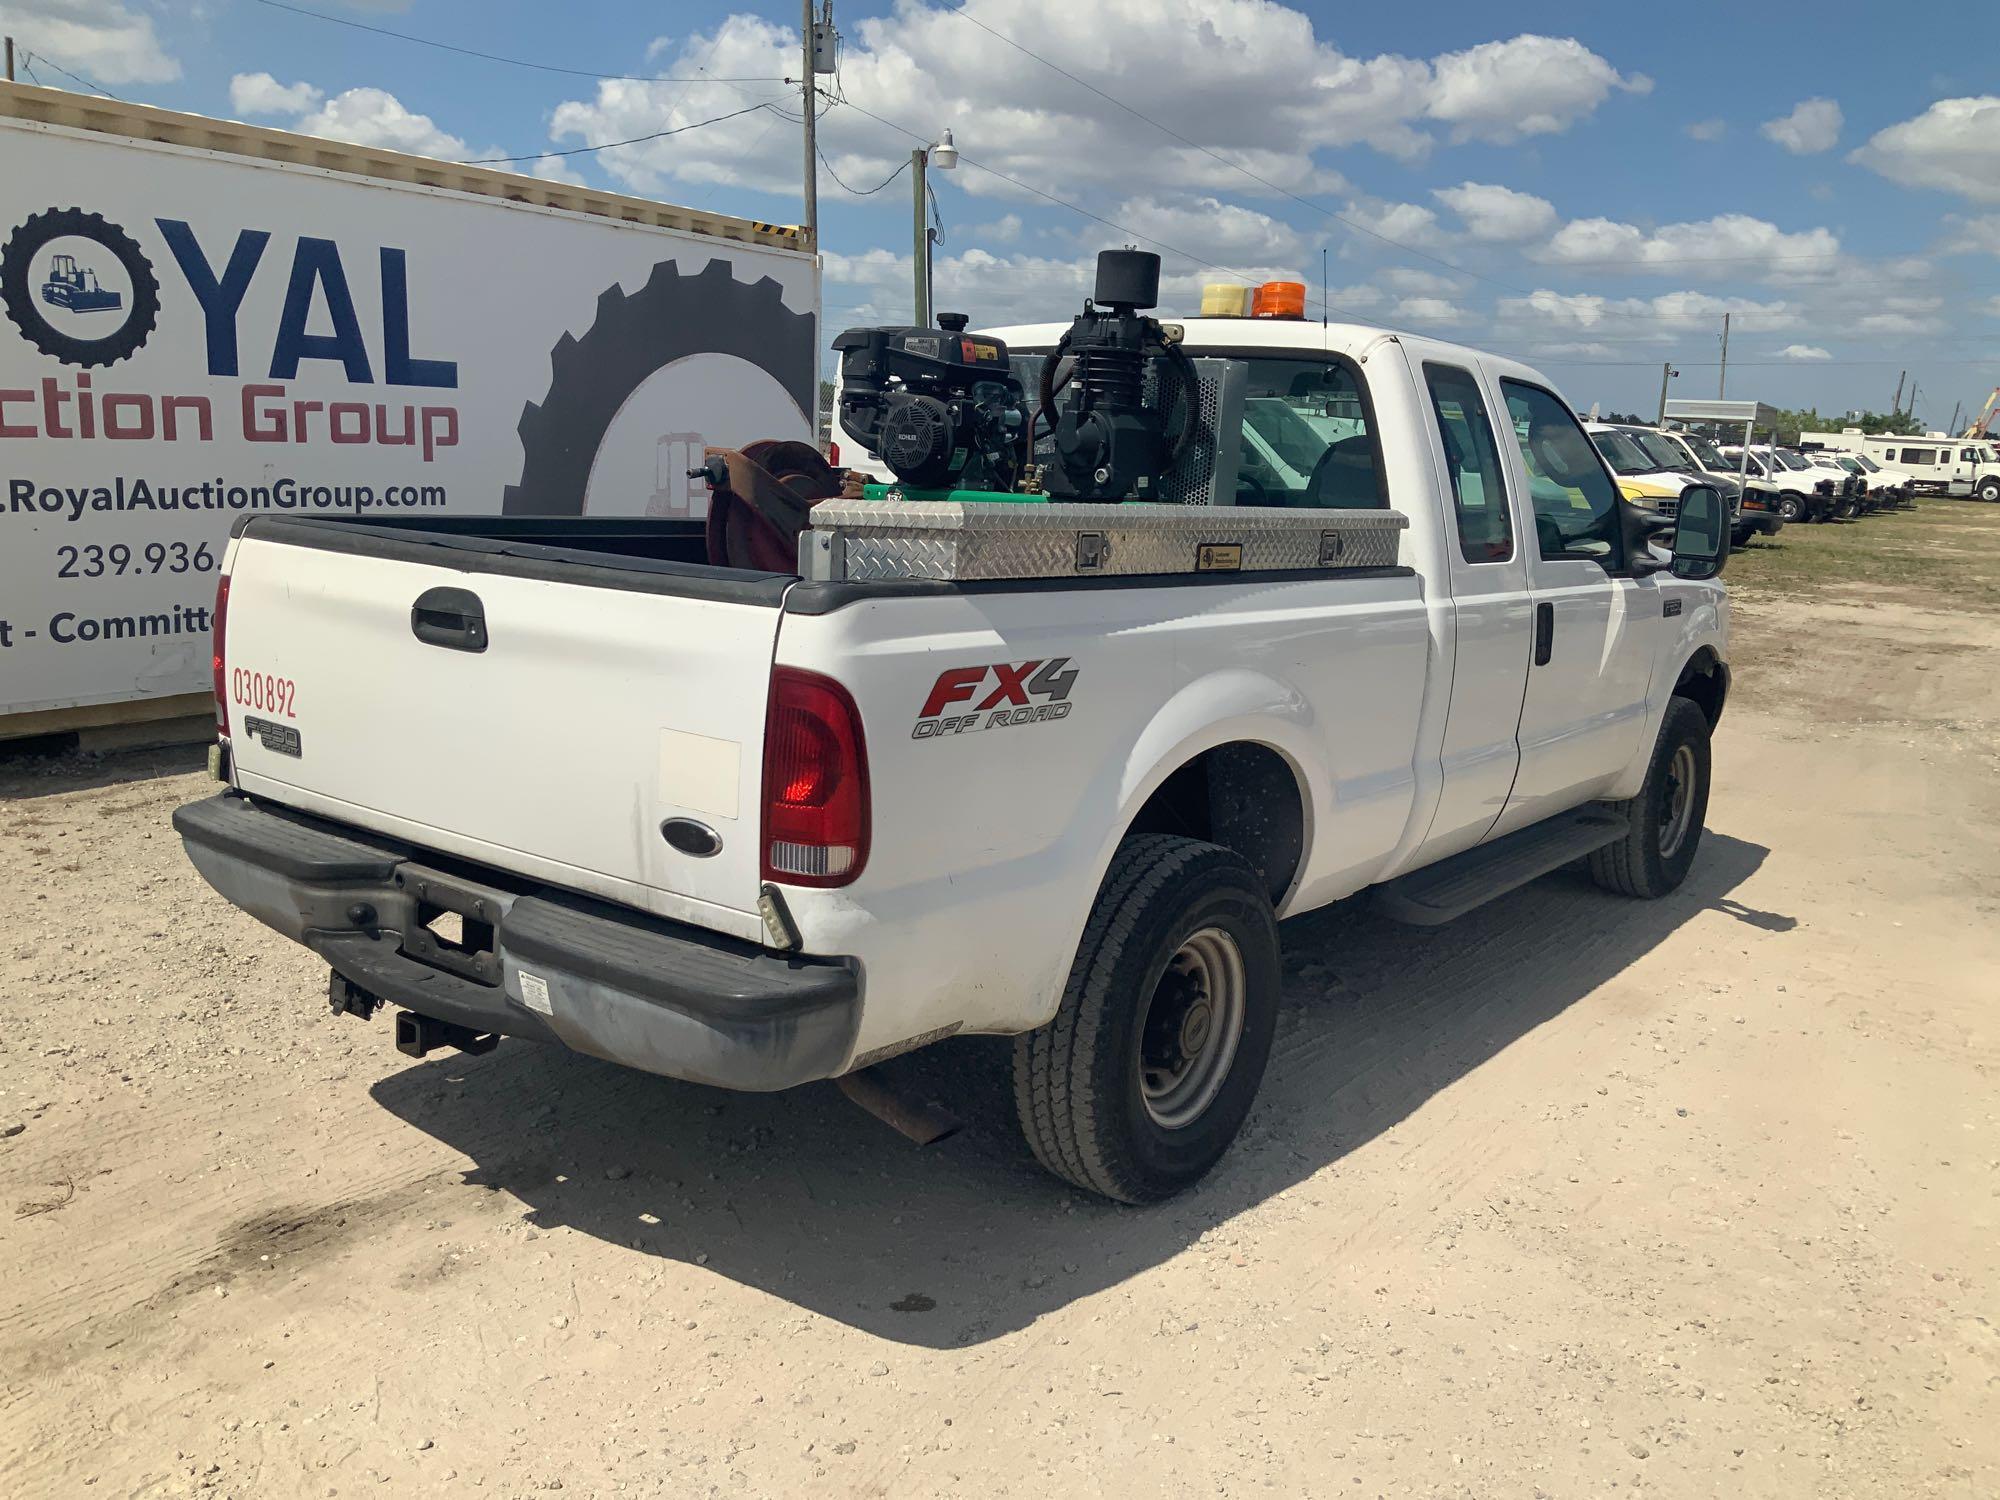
1013 835 1280 1204
1589 697 1711 900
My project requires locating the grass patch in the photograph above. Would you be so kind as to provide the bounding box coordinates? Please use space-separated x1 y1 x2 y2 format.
1724 498 2000 608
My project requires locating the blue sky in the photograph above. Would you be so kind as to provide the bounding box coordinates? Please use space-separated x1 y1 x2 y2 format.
6 0 1997 426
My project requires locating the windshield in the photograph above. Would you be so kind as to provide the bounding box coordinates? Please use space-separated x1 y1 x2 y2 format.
1836 456 1862 472
1631 430 1694 471
1682 435 1728 469
1589 429 1654 475
1855 454 1882 471
1772 450 1810 470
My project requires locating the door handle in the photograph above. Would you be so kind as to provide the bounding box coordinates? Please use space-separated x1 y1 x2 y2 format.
1533 602 1554 666
411 586 488 653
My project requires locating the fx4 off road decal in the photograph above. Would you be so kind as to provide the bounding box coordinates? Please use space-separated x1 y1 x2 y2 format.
913 658 1077 740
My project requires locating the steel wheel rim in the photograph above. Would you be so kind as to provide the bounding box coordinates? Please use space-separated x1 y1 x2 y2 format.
1138 926 1246 1130
1659 743 1697 858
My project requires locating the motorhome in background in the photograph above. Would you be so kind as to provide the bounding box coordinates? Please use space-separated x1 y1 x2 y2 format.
0 81 818 740
1803 428 2000 500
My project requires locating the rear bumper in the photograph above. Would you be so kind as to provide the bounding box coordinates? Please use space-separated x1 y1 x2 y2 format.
173 793 861 1091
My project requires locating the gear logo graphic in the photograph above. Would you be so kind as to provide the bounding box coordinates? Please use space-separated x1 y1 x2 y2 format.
1 207 161 368
502 258 816 515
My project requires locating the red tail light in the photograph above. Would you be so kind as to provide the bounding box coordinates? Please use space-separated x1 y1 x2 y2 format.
823 439 841 466
211 572 231 737
762 667 869 887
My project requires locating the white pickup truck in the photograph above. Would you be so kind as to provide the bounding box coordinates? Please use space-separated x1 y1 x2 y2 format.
175 315 1732 1203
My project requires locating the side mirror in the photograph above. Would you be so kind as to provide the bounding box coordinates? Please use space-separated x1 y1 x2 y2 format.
1670 484 1728 581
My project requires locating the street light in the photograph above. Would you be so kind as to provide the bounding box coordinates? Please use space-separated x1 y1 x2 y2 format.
913 128 956 327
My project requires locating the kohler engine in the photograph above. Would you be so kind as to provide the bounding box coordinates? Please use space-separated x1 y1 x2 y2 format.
832 314 1027 492
1039 249 1198 501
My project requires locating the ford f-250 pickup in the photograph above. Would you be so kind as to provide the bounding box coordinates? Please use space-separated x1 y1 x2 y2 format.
176 304 1731 1204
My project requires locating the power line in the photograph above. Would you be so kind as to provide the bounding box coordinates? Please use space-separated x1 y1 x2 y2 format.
462 100 780 165
252 0 787 84
18 48 123 99
817 146 910 197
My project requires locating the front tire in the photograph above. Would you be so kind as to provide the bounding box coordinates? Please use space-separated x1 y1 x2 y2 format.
1589 697 1712 899
1978 476 2000 503
1013 835 1280 1204
1776 493 1804 524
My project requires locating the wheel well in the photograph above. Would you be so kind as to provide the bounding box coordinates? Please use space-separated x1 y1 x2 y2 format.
1123 742 1305 904
1673 647 1729 729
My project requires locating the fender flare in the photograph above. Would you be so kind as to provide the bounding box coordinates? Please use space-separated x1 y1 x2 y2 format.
1084 666 1325 906
1610 617 1728 800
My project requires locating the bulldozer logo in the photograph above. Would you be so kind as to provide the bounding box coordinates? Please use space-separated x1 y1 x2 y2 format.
1 207 161 369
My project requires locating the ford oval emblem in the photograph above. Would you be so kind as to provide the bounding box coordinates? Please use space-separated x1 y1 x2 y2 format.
659 818 722 858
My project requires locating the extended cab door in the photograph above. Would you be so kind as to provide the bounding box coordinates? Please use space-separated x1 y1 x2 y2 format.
1487 378 1660 836
1409 357 1533 857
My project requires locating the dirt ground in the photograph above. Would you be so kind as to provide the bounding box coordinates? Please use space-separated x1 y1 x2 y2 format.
4 503 1998 1499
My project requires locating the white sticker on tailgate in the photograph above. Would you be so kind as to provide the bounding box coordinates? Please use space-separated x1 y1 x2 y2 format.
657 728 741 820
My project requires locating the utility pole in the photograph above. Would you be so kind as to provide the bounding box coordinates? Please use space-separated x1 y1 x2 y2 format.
1892 370 1906 415
800 0 817 252
912 147 929 328
1657 362 1678 425
1907 381 1919 426
5 36 14 83
1717 313 1730 399
1948 400 1962 436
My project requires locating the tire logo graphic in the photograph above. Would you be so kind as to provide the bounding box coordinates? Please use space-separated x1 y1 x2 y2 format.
1 207 162 368
502 258 816 514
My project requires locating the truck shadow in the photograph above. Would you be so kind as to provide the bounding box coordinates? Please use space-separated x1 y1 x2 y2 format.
371 832 1781 1349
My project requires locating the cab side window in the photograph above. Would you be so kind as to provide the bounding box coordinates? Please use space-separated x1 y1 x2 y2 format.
1423 363 1513 563
1500 380 1626 570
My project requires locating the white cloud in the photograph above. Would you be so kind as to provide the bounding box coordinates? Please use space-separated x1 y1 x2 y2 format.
1393 296 1469 324
545 5 1643 214
1424 34 1650 145
1340 198 1451 253
1852 295 1946 336
229 72 323 117
1938 214 2000 253
826 245 1368 332
969 213 1024 243
0 0 179 85
1432 181 1557 242
529 155 589 187
295 87 475 161
1776 344 1832 360
1378 267 1463 296
1537 212 1841 279
1107 195 1304 267
1852 96 2000 202
1685 118 1727 142
1494 288 1801 341
1761 98 1842 155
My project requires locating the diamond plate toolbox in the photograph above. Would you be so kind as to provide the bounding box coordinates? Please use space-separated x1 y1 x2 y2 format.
802 501 1407 583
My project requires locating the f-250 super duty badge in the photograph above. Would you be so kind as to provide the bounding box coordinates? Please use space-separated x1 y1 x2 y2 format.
913 658 1077 740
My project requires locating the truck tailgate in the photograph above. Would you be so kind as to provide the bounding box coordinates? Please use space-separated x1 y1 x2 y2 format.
222 527 781 939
